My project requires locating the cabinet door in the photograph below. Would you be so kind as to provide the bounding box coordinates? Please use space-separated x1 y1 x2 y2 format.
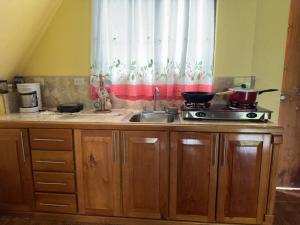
217 134 272 224
170 132 218 222
122 131 169 219
75 130 121 216
0 129 34 211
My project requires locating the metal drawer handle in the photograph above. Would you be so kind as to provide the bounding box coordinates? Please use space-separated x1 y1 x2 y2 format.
212 134 219 167
113 132 117 161
36 181 67 186
20 132 26 162
39 202 69 207
34 138 65 142
35 160 66 164
122 133 126 164
222 136 228 166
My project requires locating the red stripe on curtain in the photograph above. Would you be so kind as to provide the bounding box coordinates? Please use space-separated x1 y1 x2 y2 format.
108 84 213 100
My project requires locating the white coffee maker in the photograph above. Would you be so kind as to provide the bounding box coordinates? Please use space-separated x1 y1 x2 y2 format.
17 83 42 113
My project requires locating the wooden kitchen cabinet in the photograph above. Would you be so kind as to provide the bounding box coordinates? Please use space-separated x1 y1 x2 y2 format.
0 129 34 211
217 134 272 224
75 130 122 216
0 122 282 225
170 132 219 222
122 131 169 219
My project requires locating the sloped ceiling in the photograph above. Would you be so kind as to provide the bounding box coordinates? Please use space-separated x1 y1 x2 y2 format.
0 0 62 80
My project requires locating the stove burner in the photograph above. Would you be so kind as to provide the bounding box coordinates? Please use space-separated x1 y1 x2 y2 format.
228 101 257 110
183 102 211 110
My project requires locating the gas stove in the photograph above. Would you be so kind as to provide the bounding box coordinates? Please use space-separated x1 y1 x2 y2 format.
181 104 272 122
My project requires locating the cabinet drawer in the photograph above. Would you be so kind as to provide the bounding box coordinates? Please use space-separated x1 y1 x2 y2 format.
30 129 73 150
33 172 75 193
32 150 74 172
35 193 77 213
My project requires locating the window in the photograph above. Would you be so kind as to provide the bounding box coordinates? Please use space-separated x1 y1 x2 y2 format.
91 0 215 100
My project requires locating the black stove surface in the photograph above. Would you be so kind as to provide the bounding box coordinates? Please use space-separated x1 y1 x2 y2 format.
181 104 272 122
182 104 271 112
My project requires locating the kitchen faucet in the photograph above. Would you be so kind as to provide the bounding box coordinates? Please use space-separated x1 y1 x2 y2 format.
153 87 160 111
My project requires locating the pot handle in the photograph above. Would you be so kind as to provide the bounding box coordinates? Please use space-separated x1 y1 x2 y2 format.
258 89 278 95
215 90 235 96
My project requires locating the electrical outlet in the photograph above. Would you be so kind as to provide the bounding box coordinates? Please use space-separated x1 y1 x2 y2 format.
74 78 85 86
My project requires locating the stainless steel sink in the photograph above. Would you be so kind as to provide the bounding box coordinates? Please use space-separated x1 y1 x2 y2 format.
129 111 177 123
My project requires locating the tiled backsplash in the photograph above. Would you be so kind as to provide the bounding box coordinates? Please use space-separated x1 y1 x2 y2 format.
25 76 92 109
25 76 255 110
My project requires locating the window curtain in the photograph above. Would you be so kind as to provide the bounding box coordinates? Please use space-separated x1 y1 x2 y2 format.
91 0 215 100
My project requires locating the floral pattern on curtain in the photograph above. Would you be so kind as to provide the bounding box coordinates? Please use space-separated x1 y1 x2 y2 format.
91 0 215 100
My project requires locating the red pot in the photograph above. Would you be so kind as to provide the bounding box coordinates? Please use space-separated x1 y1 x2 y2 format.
225 85 278 105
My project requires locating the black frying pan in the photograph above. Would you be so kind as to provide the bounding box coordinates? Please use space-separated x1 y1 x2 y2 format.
181 91 233 103
181 92 216 103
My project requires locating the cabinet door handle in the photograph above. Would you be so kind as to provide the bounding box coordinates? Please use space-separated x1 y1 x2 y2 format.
20 132 26 162
39 202 69 207
113 132 117 161
35 160 66 164
212 134 219 166
33 138 64 142
122 133 126 164
36 181 67 186
222 136 228 166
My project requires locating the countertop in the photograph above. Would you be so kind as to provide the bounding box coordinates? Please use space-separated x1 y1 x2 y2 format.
0 109 283 134
0 109 133 123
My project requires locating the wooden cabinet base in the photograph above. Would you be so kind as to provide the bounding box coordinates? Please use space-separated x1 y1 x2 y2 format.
0 212 274 225
0 126 282 225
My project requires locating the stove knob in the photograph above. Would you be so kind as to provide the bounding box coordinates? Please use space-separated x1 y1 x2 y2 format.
195 112 206 118
246 112 257 118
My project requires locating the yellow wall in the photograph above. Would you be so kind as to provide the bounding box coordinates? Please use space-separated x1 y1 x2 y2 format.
21 0 290 121
252 0 290 122
0 0 62 80
23 0 91 76
214 0 257 76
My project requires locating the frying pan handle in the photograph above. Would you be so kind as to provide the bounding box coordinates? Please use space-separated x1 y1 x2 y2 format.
215 90 234 96
258 89 278 95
